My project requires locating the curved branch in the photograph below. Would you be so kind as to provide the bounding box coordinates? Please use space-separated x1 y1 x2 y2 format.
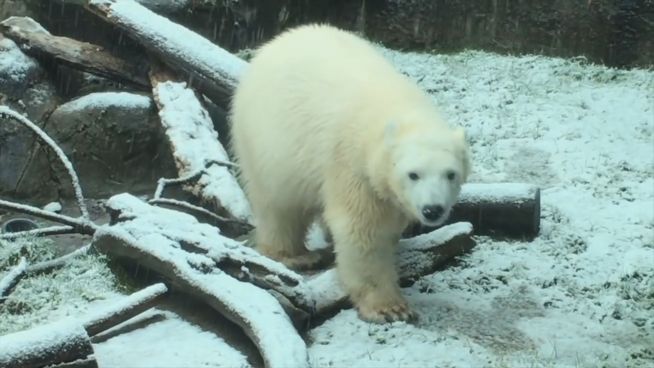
148 198 253 236
0 106 89 219
0 199 97 235
0 257 27 302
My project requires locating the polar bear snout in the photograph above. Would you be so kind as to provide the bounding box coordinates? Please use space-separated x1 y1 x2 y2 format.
421 204 444 221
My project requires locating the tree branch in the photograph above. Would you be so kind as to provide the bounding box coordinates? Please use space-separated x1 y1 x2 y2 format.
0 106 89 219
0 225 76 240
0 257 27 303
86 0 246 107
0 199 97 235
0 16 149 89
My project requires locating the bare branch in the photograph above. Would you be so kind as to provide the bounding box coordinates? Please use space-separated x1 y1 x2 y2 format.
82 283 168 336
0 199 97 235
0 225 75 240
151 158 243 200
0 106 89 219
26 245 91 275
0 257 27 302
0 16 149 89
94 193 309 368
148 63 252 224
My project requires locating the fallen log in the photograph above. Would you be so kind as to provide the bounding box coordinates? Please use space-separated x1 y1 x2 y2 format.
0 284 166 368
0 16 149 89
82 283 168 336
406 182 541 239
81 0 541 239
86 0 247 106
148 62 252 225
94 193 308 368
0 319 98 368
306 222 475 317
98 193 475 325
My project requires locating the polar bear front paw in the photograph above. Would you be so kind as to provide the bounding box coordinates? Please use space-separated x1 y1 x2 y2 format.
356 297 417 324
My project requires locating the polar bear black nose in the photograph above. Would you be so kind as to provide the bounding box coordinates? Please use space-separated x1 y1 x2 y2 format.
422 205 444 221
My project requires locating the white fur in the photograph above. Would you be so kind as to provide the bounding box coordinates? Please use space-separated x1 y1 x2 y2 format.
229 24 470 323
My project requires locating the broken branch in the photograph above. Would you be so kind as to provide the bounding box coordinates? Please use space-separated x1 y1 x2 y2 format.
148 63 252 224
82 283 168 336
86 0 246 106
26 245 91 275
0 320 97 368
0 16 149 89
0 199 97 235
94 193 308 368
0 257 27 302
0 225 76 240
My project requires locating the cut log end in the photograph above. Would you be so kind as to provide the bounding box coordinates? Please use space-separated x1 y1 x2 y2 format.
405 183 541 240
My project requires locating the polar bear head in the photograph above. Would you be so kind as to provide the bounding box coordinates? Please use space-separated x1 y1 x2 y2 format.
383 120 470 227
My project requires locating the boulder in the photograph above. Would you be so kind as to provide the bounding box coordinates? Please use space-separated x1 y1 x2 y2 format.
0 35 59 201
44 91 177 198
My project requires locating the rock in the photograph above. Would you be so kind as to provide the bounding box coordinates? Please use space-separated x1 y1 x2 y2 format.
45 91 177 198
0 35 59 201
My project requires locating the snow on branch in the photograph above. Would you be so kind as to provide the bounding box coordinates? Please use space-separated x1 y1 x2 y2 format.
98 193 475 329
0 319 97 368
0 257 27 302
0 106 89 219
26 244 91 275
0 199 97 235
94 194 309 368
86 0 247 106
0 225 76 240
0 283 167 368
148 64 252 223
82 283 168 336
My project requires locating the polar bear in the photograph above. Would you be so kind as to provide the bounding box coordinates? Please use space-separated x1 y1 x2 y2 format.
229 24 470 323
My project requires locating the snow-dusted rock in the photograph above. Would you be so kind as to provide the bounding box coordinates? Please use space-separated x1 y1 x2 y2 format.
0 37 59 200
45 91 177 198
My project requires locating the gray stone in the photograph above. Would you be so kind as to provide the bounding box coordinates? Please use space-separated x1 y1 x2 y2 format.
0 36 59 201
45 91 177 198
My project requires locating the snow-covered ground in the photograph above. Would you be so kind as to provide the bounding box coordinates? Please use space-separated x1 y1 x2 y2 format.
305 48 654 368
1 47 652 367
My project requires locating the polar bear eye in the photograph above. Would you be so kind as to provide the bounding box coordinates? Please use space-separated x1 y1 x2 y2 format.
446 170 456 181
408 172 420 181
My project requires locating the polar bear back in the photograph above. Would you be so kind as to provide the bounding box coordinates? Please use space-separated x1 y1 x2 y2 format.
229 24 434 210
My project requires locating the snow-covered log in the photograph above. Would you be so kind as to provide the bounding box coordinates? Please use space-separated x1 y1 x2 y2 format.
86 0 247 106
407 182 541 239
148 64 252 224
97 193 475 326
307 222 475 316
0 319 97 368
82 283 168 336
0 283 166 368
93 193 308 368
0 16 149 89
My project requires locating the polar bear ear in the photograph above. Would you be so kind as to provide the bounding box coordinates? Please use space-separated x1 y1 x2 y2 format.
453 127 466 143
453 127 471 181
